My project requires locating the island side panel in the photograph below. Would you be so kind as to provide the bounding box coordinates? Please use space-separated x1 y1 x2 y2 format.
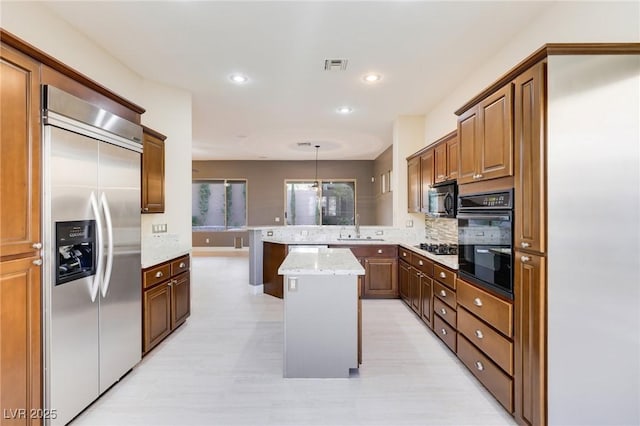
283 274 358 378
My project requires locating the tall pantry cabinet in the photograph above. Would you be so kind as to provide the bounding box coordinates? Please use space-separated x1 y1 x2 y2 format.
513 60 546 426
0 43 43 425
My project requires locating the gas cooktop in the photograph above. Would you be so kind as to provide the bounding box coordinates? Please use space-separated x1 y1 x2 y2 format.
416 243 458 255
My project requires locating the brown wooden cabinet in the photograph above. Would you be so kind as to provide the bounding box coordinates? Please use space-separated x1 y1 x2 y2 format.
263 242 288 298
514 61 546 254
457 84 513 184
434 131 459 183
514 251 546 426
363 257 398 298
0 43 43 424
409 268 422 315
419 150 434 212
398 259 410 304
419 273 433 327
407 156 421 213
142 255 191 354
141 126 166 213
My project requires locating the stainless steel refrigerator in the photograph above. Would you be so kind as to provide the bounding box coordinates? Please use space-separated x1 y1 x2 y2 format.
42 85 142 425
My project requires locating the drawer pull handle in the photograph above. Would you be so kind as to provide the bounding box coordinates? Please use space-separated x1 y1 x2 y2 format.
377 249 383 254
475 330 484 339
179 262 186 268
418 260 423 266
475 361 485 371
403 252 407 257
521 242 530 248
439 290 447 297
155 271 164 278
439 272 446 279
441 328 447 336
33 259 43 266
521 255 531 262
32 242 43 249
440 308 447 315
473 298 483 307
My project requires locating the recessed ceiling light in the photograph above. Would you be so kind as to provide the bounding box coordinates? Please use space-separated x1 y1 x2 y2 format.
229 73 248 84
337 106 353 114
363 73 382 83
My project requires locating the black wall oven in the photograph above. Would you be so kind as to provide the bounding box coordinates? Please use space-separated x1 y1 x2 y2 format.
457 190 513 299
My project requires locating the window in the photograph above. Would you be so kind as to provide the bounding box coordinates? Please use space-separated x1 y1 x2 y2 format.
285 180 355 225
192 180 247 230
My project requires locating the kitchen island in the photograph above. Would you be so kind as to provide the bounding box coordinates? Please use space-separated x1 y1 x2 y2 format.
278 248 365 378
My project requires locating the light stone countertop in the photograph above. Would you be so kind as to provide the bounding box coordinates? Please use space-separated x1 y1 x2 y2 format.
278 248 365 276
262 238 459 270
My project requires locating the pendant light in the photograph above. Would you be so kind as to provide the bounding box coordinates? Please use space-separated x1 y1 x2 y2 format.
312 144 320 190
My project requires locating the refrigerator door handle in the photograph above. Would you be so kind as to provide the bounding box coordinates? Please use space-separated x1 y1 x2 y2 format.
89 192 104 302
100 192 114 298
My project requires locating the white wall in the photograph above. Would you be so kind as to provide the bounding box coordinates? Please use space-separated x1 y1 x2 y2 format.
392 115 425 229
547 54 640 425
1 2 193 251
421 1 640 146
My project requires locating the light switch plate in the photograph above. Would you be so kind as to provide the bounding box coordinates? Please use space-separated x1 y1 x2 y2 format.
267 230 274 236
288 277 298 292
152 224 167 233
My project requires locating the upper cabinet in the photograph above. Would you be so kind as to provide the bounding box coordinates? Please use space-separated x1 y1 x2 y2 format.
457 84 513 184
141 126 166 214
407 156 421 213
419 149 434 212
514 61 546 254
434 131 459 183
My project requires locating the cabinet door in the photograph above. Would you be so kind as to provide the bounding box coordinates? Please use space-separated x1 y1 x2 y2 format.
515 61 546 254
398 261 410 304
420 150 434 212
409 270 422 315
434 143 448 183
141 130 165 213
457 107 478 184
446 135 459 181
171 271 191 329
478 84 513 181
0 256 42 425
143 282 172 353
420 275 433 327
1 45 41 259
263 242 287 299
514 252 546 426
363 258 398 298
407 156 421 212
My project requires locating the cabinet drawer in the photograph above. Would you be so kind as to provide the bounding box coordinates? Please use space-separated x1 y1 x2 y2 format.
434 315 456 353
458 307 513 375
433 264 456 289
434 297 457 328
434 281 456 309
398 247 412 261
171 255 190 276
457 278 513 337
339 245 395 259
143 264 171 289
457 335 513 412
410 253 433 277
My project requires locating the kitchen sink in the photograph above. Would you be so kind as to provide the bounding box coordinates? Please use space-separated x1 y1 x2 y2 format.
337 238 385 241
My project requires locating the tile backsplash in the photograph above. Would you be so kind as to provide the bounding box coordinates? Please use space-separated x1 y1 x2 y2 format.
424 217 458 244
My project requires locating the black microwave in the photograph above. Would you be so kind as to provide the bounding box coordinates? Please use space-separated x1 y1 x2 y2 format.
426 180 457 218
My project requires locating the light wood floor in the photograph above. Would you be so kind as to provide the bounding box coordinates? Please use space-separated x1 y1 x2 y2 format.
73 256 516 425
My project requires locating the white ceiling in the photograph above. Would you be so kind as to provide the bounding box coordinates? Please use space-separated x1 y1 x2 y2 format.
42 1 553 161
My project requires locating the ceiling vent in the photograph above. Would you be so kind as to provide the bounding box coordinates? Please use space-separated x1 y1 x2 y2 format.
297 142 312 147
324 59 348 71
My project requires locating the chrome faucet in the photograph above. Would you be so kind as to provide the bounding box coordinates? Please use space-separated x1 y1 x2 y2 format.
355 213 361 238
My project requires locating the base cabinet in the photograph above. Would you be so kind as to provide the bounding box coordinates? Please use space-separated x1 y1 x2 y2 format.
364 258 398 298
142 255 191 354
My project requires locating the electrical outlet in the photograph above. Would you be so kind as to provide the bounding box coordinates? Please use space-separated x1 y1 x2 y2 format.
267 231 274 236
275 217 280 222
405 220 413 228
375 230 384 235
